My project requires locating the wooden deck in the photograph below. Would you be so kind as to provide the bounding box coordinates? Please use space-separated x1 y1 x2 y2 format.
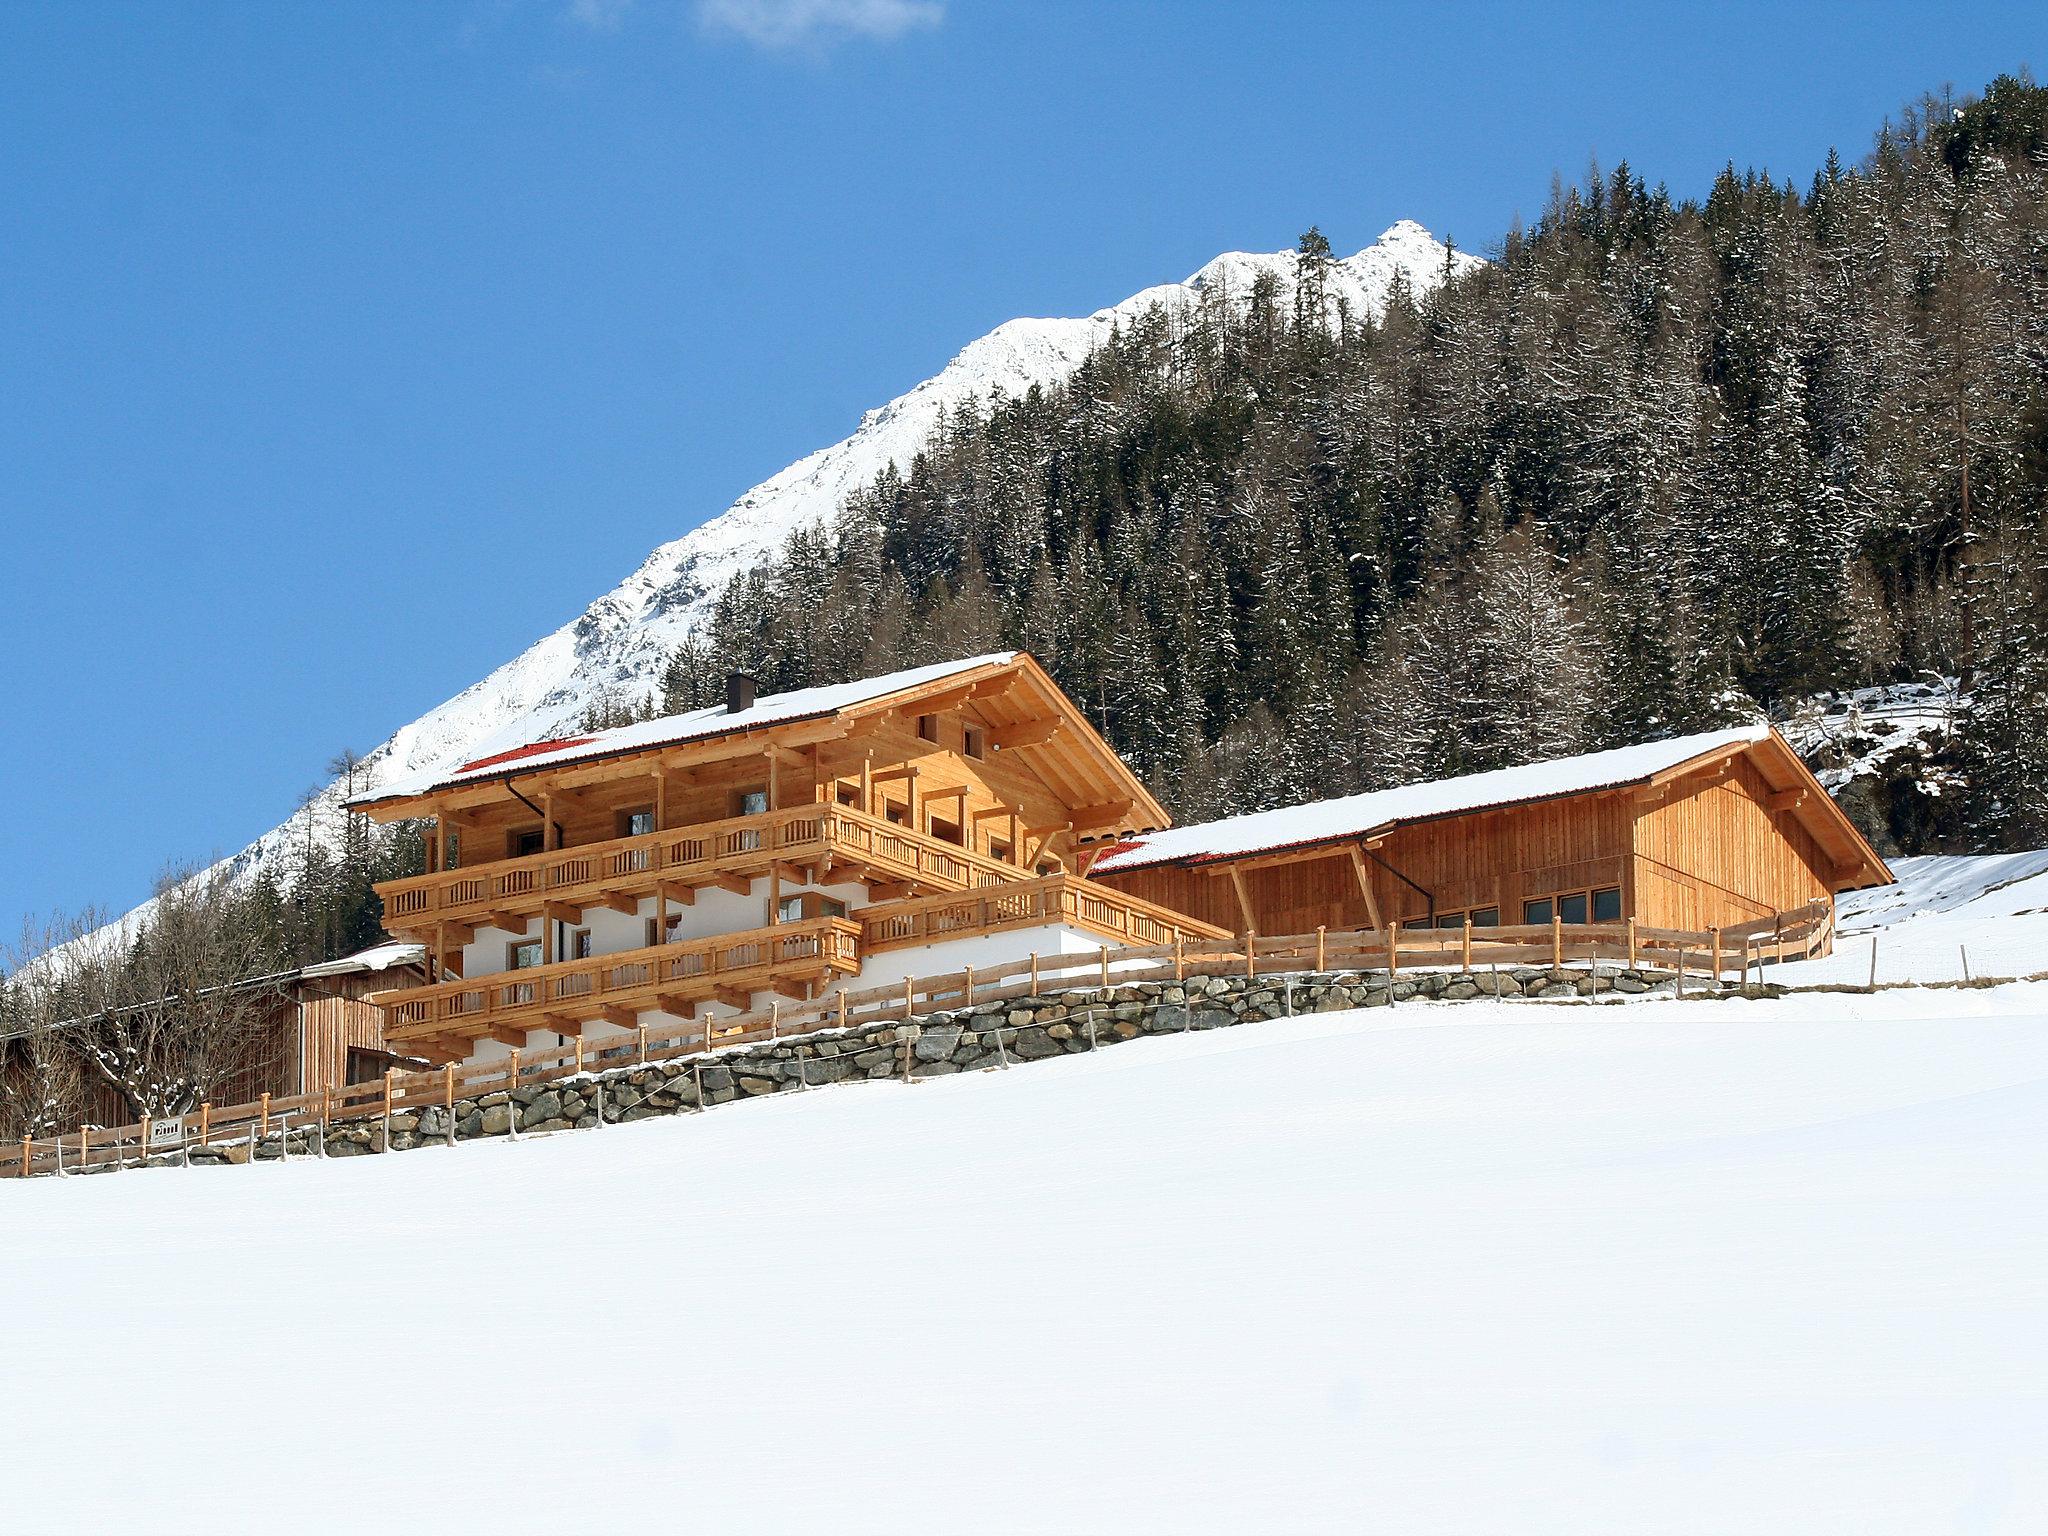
376 803 1035 936
859 874 1228 952
378 916 862 1056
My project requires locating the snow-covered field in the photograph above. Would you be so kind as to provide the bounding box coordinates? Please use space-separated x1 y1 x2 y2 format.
1775 851 2048 987
6 978 2046 1532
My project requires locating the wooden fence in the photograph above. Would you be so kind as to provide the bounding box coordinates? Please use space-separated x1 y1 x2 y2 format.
3 903 1831 1181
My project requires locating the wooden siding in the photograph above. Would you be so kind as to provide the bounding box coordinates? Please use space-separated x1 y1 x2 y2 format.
1096 791 1635 936
1631 755 1833 931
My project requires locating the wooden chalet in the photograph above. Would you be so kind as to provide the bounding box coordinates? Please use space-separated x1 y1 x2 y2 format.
1086 726 1892 945
347 653 1225 1066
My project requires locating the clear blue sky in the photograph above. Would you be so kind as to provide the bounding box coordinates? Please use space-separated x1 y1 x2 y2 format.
0 1 2036 934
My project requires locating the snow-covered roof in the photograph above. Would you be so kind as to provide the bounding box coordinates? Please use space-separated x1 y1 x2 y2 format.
1091 726 1774 874
300 941 426 979
351 653 1018 807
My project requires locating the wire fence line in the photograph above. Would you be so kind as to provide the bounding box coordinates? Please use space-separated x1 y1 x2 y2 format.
7 906 1831 1181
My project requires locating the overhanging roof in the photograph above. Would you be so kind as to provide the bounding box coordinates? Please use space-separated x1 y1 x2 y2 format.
1090 726 1892 892
346 652 1170 835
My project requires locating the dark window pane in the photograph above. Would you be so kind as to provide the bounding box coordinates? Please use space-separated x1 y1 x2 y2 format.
1559 892 1589 925
1523 898 1553 926
1592 886 1623 922
1435 912 1464 929
1470 908 1499 927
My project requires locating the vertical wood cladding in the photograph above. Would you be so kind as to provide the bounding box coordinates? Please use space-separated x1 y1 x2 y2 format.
1095 764 1841 942
1095 790 1636 935
1630 756 1833 931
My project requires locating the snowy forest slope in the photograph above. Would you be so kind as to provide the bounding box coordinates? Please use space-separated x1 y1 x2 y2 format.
669 77 2048 856
192 222 1474 933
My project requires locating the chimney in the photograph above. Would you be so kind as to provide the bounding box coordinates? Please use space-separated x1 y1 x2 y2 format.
725 671 758 714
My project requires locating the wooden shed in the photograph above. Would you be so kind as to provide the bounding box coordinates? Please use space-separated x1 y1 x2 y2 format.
1085 726 1891 946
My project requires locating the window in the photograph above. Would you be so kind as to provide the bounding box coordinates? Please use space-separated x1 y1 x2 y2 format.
930 817 963 846
618 808 656 839
1523 898 1553 926
1037 861 1061 877
884 802 908 827
509 827 545 859
836 782 860 807
569 929 594 961
1592 886 1623 923
1435 912 1465 930
916 713 939 744
345 1047 401 1086
733 789 769 818
445 832 461 870
509 940 543 969
989 839 1012 863
1470 907 1499 928
1558 892 1589 925
780 893 849 924
645 913 684 947
962 725 985 760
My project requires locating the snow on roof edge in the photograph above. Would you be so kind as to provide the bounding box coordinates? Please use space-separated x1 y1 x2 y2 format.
349 653 1019 808
1091 726 1774 875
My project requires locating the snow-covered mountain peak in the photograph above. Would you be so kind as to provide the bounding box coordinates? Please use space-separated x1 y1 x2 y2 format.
194 222 1481 898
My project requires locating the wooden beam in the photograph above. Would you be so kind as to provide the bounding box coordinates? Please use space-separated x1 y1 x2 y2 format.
538 1015 586 1037
702 873 752 898
1765 788 1807 812
485 913 531 936
1347 845 1386 931
599 892 641 916
654 994 699 1019
598 1005 638 1030
544 899 584 925
769 977 810 1001
867 880 920 901
988 717 1061 751
1068 800 1136 832
713 986 752 1013
1226 866 1256 937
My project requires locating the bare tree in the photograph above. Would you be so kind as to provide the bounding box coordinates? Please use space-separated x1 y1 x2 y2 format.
0 915 90 1139
71 867 286 1121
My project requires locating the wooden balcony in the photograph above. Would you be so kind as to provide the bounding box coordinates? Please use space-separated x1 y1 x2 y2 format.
378 916 862 1054
860 874 1229 953
377 804 1035 937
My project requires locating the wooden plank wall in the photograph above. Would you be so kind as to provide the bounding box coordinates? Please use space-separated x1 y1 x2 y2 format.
1095 792 1634 936
1631 757 1833 931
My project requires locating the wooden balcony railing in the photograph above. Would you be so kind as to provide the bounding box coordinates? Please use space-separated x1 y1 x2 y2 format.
860 874 1229 953
377 804 1035 933
379 916 862 1045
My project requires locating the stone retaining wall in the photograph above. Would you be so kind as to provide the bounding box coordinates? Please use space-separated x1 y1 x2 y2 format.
133 964 1678 1169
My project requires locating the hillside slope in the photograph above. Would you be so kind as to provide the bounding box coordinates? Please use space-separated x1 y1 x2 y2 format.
7 983 2046 1531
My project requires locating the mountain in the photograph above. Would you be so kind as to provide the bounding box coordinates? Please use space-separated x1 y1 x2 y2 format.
215 222 1478 891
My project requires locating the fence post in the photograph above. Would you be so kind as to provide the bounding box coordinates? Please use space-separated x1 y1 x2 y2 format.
1245 933 1256 979
1031 951 1041 994
904 976 914 1020
1386 922 1399 979
444 1064 458 1147
575 1034 586 1074
79 1125 88 1173
139 1117 151 1167
1710 927 1722 983
638 1025 648 1063
507 1049 520 1095
199 1100 211 1147
259 1092 271 1139
1172 935 1184 982
963 964 974 1007
1100 946 1111 988
1625 918 1637 970
1551 915 1562 970
1316 925 1326 973
838 989 848 1028
18 1134 27 1178
770 1000 780 1039
1461 915 1472 974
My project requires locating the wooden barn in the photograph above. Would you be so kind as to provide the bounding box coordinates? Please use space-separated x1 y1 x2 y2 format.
1085 726 1891 947
4 940 425 1136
